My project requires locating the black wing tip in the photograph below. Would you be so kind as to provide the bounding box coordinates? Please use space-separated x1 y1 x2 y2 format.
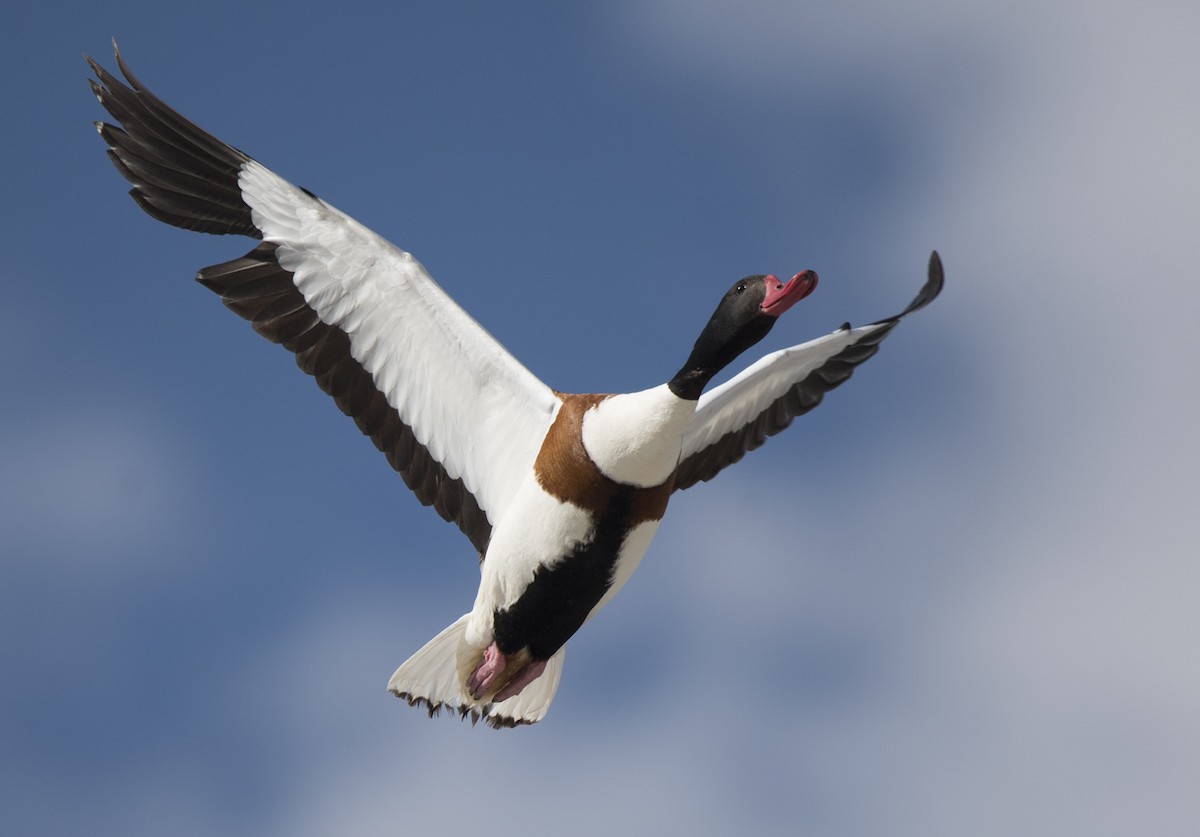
88 43 265 238
83 37 122 68
903 250 945 315
905 249 944 316
84 38 124 86
868 249 945 327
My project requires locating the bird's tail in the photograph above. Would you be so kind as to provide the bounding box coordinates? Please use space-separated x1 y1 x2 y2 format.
387 614 564 729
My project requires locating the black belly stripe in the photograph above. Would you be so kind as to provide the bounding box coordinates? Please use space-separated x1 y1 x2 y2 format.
492 490 634 660
496 391 675 660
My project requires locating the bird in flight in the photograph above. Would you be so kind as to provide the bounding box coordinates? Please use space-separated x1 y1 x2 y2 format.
88 45 942 728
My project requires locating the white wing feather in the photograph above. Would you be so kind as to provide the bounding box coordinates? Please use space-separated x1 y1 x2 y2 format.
681 323 891 461
238 161 559 527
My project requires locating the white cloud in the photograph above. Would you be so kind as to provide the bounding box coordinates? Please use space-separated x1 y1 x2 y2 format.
614 0 1004 83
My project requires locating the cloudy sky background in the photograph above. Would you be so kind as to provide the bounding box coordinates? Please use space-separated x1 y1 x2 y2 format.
4 1 1198 834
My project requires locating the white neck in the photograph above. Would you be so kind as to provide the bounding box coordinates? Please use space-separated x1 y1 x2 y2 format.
580 384 695 487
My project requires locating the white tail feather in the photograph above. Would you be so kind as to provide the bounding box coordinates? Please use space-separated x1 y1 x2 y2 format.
387 614 564 729
496 646 564 725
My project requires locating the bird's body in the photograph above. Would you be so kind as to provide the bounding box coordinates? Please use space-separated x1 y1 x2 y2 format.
89 46 943 728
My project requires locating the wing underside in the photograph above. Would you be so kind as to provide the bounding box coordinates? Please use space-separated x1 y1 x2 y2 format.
89 46 559 553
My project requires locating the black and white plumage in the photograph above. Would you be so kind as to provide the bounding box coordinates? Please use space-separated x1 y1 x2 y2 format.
88 45 943 728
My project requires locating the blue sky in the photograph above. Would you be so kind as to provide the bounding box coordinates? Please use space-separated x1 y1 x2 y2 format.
4 1 1199 834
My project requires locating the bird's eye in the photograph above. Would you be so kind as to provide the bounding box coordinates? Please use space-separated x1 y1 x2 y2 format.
735 282 746 294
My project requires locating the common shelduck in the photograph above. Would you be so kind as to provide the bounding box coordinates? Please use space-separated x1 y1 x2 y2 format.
88 46 943 728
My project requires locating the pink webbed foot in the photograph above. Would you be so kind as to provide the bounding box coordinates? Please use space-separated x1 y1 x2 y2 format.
494 659 547 702
466 643 506 699
466 643 549 702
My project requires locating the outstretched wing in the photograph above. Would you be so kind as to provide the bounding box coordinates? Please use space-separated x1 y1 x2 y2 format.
674 252 943 491
88 46 560 554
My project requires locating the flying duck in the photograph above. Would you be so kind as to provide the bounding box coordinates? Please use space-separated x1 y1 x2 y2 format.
88 46 943 728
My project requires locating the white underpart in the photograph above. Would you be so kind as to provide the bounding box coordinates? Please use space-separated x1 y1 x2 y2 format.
593 519 660 613
581 383 696 487
235 160 558 528
465 472 594 648
468 501 662 651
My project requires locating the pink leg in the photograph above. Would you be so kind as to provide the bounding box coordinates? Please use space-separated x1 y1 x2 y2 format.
494 659 547 702
466 643 506 699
